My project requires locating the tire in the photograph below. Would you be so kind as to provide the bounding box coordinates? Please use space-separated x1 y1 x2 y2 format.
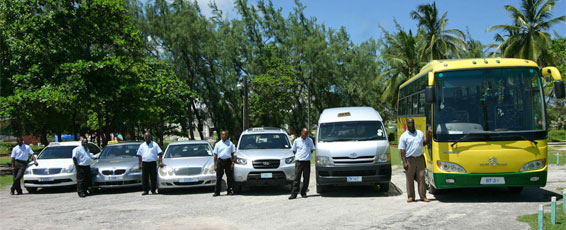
508 186 523 193
233 183 243 193
316 184 326 194
378 183 390 192
157 188 168 194
25 187 38 194
88 187 100 195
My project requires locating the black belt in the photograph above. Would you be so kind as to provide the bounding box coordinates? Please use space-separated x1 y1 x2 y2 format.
219 158 232 161
407 155 423 159
15 159 28 163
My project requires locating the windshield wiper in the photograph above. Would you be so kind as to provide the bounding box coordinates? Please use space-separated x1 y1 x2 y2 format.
451 133 486 147
495 134 538 145
323 138 355 142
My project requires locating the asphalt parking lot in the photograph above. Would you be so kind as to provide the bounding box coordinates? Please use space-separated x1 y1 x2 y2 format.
1 165 565 230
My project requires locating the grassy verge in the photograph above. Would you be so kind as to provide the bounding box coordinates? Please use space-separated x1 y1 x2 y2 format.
0 175 12 189
517 204 566 230
0 156 11 165
548 147 566 165
549 129 566 142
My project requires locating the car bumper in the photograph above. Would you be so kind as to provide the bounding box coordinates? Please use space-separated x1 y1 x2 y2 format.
316 163 391 186
234 163 295 186
431 170 547 189
158 174 216 189
23 173 76 188
92 172 142 188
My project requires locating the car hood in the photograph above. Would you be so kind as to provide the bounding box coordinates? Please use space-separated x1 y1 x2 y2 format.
162 156 213 168
28 159 74 169
236 149 294 159
316 140 389 157
93 157 139 169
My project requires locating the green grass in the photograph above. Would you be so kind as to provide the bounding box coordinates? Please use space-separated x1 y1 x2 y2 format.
0 156 11 165
517 204 566 230
549 129 566 142
0 175 12 189
548 147 566 165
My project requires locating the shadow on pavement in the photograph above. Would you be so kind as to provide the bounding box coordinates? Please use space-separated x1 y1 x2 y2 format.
236 184 292 196
93 186 142 195
317 182 403 198
433 187 562 203
32 186 76 194
158 186 215 195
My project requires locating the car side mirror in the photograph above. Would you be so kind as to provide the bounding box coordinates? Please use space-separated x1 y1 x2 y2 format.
425 86 435 103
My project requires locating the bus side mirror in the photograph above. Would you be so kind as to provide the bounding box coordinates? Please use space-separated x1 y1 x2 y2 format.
425 86 435 103
555 80 565 98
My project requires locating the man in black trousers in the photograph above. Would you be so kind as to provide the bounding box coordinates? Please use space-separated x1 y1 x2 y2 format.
136 132 163 195
10 137 38 195
213 131 236 196
289 128 315 199
72 138 95 198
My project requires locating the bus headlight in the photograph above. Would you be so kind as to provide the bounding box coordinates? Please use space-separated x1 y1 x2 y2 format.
316 156 333 166
520 159 545 172
437 161 466 173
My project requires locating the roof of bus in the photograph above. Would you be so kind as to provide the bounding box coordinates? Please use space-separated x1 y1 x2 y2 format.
318 107 383 123
399 58 540 88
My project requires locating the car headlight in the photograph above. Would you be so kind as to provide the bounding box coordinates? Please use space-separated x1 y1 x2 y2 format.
24 168 32 175
130 166 141 173
61 165 75 173
316 156 333 166
436 160 466 173
376 148 390 163
159 167 174 176
235 157 247 165
203 163 215 175
520 159 545 172
90 167 99 175
285 156 295 164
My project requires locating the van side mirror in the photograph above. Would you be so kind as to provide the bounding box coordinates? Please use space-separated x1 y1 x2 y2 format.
555 80 565 98
425 86 435 103
388 133 395 142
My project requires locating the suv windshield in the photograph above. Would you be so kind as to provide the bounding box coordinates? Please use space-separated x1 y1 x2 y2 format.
38 146 76 159
165 144 212 158
99 144 141 159
238 134 291 150
434 67 546 141
318 121 387 142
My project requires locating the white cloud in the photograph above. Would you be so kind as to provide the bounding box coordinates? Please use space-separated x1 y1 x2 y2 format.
196 0 236 19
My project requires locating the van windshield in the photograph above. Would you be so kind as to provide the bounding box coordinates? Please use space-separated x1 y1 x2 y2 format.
318 121 386 142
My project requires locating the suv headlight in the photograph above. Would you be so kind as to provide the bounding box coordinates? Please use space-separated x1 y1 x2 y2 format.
316 156 333 166
159 167 174 176
520 159 545 172
61 165 75 173
235 157 247 165
285 156 295 164
436 161 466 173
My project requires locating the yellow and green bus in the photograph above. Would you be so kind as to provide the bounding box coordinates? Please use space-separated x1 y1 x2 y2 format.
396 58 565 193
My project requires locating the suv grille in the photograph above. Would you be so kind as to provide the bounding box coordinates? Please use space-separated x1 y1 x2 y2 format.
252 159 280 169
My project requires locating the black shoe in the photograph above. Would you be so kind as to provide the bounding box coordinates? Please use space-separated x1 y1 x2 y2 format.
212 193 220 197
16 189 23 195
141 192 149 196
227 190 234 196
151 190 157 195
288 194 297 200
79 193 86 198
10 188 15 195
301 193 307 198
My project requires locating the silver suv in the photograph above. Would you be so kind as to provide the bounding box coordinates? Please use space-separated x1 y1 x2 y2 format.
233 128 295 192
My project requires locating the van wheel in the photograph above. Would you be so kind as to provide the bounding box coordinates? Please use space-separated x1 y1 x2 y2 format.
508 186 523 193
316 184 326 194
25 187 38 194
378 183 390 192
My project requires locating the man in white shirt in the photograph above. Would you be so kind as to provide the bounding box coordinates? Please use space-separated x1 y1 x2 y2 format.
213 131 236 196
137 132 163 195
72 138 95 198
10 137 38 195
289 128 315 200
398 118 431 203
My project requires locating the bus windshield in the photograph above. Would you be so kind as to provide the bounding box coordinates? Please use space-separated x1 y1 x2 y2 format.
434 67 546 141
318 121 387 142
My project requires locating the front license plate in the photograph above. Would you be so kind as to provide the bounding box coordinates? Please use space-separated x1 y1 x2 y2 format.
179 178 198 183
347 176 362 182
260 173 273 179
105 176 123 181
480 177 505 184
39 178 54 182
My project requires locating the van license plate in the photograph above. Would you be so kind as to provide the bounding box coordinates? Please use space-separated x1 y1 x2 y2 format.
480 177 505 184
260 173 273 178
179 178 198 183
39 178 54 182
347 176 362 182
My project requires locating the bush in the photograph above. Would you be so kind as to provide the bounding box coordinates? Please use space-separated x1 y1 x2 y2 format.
548 129 566 142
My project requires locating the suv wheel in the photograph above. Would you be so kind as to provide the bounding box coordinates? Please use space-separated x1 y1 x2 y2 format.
316 184 326 194
25 187 38 194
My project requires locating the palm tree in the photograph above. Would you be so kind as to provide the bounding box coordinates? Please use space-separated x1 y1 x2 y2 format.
487 0 566 65
410 2 467 60
378 22 425 108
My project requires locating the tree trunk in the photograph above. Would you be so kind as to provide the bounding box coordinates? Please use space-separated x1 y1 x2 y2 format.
191 101 204 139
40 129 48 146
158 113 165 147
187 103 195 140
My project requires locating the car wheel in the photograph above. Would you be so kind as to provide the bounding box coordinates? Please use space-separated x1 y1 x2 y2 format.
88 187 100 195
508 186 523 193
158 188 168 194
233 183 243 193
378 183 390 192
25 187 38 194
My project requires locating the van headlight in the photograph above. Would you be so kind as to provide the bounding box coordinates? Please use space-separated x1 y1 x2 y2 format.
61 165 75 173
376 148 390 163
436 161 466 173
316 156 333 166
285 156 295 164
235 157 247 165
159 167 174 176
520 159 545 172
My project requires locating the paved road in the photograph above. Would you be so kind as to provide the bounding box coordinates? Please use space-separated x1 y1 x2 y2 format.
1 165 565 230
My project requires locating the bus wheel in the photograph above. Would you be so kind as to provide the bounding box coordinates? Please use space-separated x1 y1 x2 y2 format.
508 186 523 193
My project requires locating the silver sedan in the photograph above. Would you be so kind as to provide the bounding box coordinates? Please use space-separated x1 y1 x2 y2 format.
91 142 143 190
158 141 216 193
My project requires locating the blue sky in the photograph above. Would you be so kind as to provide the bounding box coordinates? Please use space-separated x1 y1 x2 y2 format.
197 0 566 45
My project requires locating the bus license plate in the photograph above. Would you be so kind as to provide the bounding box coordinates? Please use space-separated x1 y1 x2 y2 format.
261 173 273 179
39 178 54 182
105 176 123 181
480 177 505 184
347 176 362 182
179 178 198 183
